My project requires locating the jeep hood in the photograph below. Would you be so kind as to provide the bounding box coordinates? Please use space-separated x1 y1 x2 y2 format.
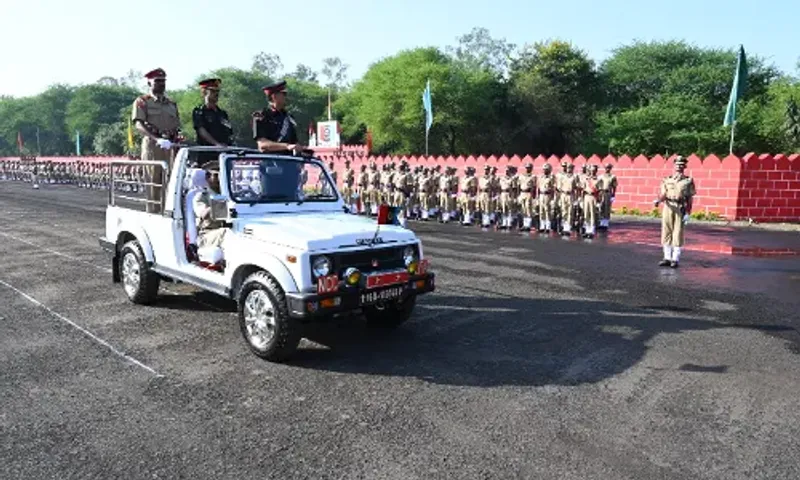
239 212 417 251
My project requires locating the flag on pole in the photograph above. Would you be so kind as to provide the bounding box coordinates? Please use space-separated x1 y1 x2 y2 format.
366 127 373 153
724 45 748 127
127 118 135 150
75 130 81 156
16 130 23 152
422 79 433 133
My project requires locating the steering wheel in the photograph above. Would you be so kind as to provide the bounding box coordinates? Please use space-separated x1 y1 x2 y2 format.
237 188 258 199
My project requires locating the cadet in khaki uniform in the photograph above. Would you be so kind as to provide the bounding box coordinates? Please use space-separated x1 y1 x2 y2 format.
558 163 579 235
537 163 556 232
341 160 355 210
477 165 493 226
597 163 618 230
366 162 381 214
581 165 600 238
132 68 182 214
356 164 369 214
392 162 410 213
458 167 478 225
418 167 432 220
498 165 517 229
439 167 456 222
517 163 536 230
656 156 696 267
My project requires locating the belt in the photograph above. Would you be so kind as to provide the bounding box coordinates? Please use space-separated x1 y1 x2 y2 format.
521 189 531 192
501 189 511 192
480 189 490 192
539 190 553 195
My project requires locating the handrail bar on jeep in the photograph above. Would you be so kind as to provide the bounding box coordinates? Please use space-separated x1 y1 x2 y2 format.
108 160 169 212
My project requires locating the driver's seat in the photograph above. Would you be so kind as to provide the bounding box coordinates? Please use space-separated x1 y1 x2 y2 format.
185 168 224 268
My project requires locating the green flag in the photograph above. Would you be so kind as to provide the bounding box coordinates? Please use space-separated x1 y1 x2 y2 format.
723 45 748 127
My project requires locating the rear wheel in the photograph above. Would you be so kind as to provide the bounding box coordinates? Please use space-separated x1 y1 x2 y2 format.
363 295 417 329
237 271 301 362
119 240 160 305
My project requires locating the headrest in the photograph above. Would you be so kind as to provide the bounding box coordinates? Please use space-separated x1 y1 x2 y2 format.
188 168 209 190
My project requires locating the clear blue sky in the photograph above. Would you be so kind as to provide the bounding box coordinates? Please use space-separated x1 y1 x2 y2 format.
3 0 796 97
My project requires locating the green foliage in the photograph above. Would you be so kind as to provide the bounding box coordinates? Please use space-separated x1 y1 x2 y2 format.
0 34 797 158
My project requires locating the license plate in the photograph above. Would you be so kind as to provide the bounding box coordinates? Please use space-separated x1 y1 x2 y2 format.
360 286 404 305
366 271 409 289
317 274 339 294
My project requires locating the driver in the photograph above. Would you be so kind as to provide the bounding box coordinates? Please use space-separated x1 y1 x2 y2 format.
192 165 228 249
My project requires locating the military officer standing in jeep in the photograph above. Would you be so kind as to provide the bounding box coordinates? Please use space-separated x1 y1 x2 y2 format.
252 80 303 154
192 78 234 166
131 68 182 213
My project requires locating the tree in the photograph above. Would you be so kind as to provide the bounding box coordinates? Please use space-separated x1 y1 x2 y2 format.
252 52 283 78
64 84 139 154
508 40 599 154
338 47 506 155
288 64 318 83
446 27 516 77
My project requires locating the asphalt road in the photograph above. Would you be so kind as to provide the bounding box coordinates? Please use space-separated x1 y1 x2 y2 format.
2 180 800 480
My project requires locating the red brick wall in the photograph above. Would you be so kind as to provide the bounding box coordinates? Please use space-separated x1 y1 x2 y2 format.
4 152 799 223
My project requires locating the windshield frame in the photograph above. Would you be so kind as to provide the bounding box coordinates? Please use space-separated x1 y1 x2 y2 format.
221 153 340 205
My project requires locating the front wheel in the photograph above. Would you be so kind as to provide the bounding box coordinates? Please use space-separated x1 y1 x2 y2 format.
237 271 301 362
363 295 417 329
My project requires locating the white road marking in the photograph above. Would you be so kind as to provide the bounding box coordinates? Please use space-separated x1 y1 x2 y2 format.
0 230 228 313
0 278 163 378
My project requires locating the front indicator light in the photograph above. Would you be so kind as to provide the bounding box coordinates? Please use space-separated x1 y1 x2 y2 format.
344 267 361 285
321 297 341 308
407 261 418 274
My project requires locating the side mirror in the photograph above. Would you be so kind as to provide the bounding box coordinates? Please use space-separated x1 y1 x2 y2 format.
209 194 229 221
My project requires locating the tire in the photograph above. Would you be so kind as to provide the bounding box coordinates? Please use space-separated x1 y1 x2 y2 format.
363 294 417 329
119 240 160 305
237 271 301 362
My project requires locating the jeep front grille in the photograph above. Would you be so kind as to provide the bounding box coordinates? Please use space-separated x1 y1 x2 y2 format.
332 246 405 277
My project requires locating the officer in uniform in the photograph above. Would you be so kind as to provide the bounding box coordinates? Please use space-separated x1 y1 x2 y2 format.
655 156 696 267
537 163 556 232
458 167 478 225
192 164 228 250
132 68 182 214
341 159 355 210
366 161 381 215
478 165 493 227
597 163 618 230
498 165 516 229
557 163 579 235
517 163 536 230
192 78 234 166
581 165 600 238
356 164 369 213
252 80 302 154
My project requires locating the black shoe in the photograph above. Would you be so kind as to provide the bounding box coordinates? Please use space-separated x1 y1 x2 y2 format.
658 259 671 267
670 261 679 268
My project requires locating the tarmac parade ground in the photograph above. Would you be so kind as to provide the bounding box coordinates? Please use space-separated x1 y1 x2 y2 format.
2 180 800 480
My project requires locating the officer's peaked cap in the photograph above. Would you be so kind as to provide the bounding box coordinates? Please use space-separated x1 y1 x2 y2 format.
198 78 221 90
144 68 166 80
673 155 688 166
262 80 287 95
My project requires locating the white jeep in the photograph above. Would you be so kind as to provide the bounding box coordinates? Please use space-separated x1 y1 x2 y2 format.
99 147 435 361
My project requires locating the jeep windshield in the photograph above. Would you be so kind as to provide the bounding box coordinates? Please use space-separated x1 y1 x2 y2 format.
226 156 338 204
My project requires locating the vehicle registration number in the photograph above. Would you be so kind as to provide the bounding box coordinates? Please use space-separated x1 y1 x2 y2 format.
360 286 404 305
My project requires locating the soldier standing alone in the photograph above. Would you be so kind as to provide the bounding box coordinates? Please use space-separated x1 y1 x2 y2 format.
132 68 182 213
655 156 696 267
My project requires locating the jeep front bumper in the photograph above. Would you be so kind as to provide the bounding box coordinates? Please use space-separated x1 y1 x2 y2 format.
285 272 435 319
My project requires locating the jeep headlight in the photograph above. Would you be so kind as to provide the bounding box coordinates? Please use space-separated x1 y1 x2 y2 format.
403 245 417 268
312 256 332 277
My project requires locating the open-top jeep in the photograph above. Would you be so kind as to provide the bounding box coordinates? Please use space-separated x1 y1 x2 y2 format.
99 147 435 361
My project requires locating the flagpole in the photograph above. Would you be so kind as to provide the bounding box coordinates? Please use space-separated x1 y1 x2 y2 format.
36 127 41 155
729 121 736 155
425 129 429 156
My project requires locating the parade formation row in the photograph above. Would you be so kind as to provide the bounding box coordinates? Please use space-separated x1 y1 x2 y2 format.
1 157 619 238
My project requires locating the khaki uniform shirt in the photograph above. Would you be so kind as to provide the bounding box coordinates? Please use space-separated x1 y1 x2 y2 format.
132 94 180 161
